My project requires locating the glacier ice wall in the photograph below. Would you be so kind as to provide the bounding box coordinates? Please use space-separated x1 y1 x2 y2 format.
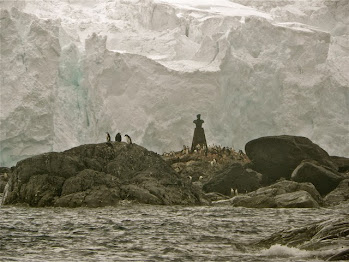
0 0 348 167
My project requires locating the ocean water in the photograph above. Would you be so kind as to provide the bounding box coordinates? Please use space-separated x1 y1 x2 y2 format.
1 198 348 262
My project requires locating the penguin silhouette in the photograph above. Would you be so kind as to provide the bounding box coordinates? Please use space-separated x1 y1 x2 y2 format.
115 132 122 142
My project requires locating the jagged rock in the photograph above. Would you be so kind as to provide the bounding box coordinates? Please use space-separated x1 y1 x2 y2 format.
324 179 349 207
331 156 349 173
228 180 322 208
202 163 262 196
291 161 344 196
256 216 349 260
245 135 337 184
2 143 208 207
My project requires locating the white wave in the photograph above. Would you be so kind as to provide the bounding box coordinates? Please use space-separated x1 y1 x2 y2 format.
260 244 311 258
260 244 347 260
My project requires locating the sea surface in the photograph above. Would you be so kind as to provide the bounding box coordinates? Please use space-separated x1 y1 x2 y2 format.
1 196 348 262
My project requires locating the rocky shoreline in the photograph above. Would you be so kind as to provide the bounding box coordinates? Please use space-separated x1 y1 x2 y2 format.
256 214 349 261
1 135 348 208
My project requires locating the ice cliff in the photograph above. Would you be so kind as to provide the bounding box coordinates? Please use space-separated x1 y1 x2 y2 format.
1 0 348 167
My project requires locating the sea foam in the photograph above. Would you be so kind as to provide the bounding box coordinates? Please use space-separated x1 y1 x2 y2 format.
260 244 347 260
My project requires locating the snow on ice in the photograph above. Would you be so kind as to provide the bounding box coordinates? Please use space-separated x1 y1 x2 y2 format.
0 0 348 166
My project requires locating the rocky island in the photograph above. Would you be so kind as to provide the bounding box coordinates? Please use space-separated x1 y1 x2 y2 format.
1 142 208 207
1 135 348 209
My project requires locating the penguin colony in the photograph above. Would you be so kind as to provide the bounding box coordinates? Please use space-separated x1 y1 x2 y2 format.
163 144 248 161
162 144 250 187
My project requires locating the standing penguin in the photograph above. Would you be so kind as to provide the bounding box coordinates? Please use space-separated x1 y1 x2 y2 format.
115 132 122 142
124 134 132 144
106 132 111 143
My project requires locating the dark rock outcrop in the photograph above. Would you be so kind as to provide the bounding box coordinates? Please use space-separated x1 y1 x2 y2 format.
2 143 208 207
291 161 344 196
256 216 349 261
245 135 337 184
331 156 349 173
202 163 262 196
324 179 349 207
225 180 322 208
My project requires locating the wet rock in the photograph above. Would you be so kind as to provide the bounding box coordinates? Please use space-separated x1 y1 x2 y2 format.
204 192 231 202
229 180 322 208
274 190 319 208
291 161 344 196
324 179 349 207
230 194 277 208
0 167 11 193
256 216 349 261
120 184 162 205
245 135 337 184
2 143 208 207
327 249 349 261
331 156 349 173
203 163 262 196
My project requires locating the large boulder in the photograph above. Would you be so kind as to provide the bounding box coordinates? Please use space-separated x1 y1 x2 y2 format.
227 194 277 208
274 190 319 208
291 161 344 196
245 135 337 184
227 180 322 208
324 179 349 207
202 163 262 196
2 142 208 207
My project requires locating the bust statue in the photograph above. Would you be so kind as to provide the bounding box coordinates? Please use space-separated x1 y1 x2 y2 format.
193 114 204 128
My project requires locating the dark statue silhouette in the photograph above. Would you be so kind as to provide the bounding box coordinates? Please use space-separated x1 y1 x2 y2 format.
191 114 207 152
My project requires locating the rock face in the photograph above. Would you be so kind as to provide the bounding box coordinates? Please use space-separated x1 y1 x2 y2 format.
245 135 337 184
324 179 349 207
291 161 344 196
202 163 261 196
256 216 349 261
2 143 208 207
228 180 322 208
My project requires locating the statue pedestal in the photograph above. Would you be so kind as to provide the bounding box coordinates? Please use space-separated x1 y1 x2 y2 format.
191 127 207 151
